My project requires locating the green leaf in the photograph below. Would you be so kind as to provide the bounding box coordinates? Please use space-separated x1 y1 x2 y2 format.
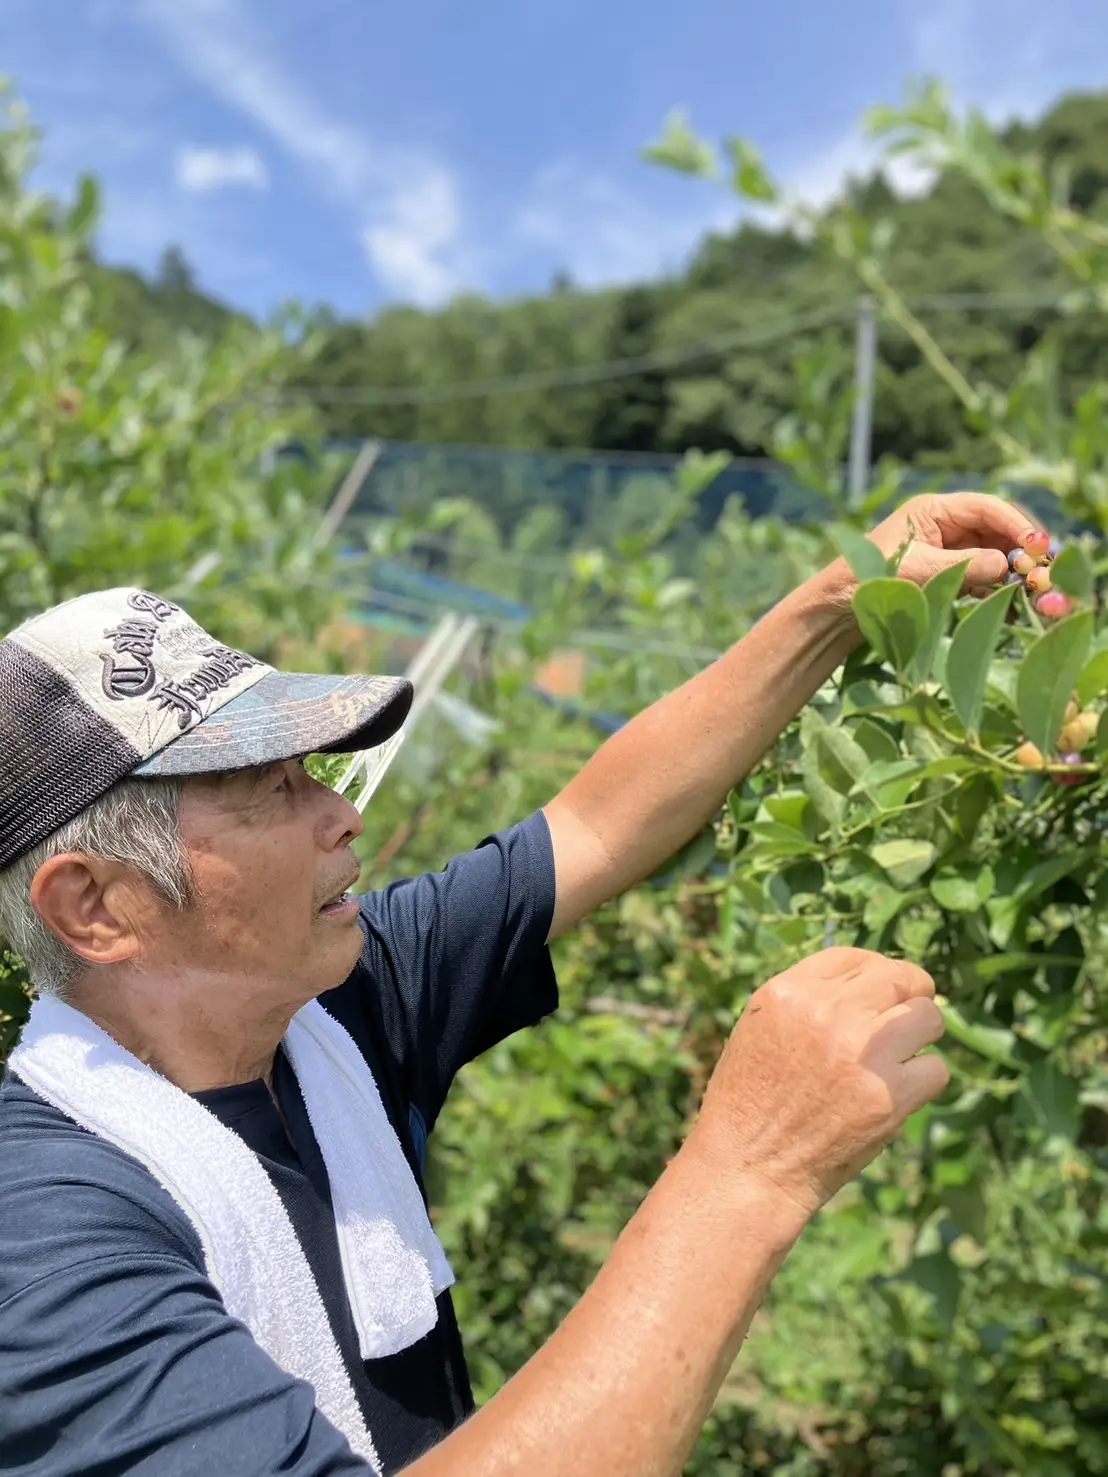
1016 611 1094 756
907 1250 963 1328
747 822 820 857
763 793 811 832
941 1004 1019 1066
722 137 779 202
852 579 930 677
944 584 1015 737
1049 543 1094 602
864 884 911 932
642 110 719 177
849 754 973 800
851 718 901 765
1077 649 1108 706
930 866 995 913
815 725 872 795
916 560 970 683
1018 1059 1080 1141
830 525 890 584
1012 847 1096 904
970 951 1082 982
67 173 100 237
871 838 937 887
941 1182 988 1244
800 748 844 830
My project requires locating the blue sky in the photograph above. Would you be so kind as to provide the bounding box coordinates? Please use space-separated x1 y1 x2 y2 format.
3 0 1107 319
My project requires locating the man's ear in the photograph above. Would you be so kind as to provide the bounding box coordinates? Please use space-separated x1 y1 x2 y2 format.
30 854 144 967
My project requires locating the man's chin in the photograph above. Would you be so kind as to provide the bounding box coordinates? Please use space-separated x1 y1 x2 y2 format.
311 921 365 997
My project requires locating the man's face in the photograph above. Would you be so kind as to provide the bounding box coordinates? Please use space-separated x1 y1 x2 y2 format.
158 759 366 1010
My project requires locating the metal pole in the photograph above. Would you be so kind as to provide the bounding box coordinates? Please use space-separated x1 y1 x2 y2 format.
847 296 877 511
348 614 480 814
315 438 382 547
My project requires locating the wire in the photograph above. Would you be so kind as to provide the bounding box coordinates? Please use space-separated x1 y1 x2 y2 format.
280 302 852 406
278 289 1066 408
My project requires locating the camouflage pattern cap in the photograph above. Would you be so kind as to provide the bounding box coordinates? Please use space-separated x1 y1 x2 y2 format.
0 588 413 869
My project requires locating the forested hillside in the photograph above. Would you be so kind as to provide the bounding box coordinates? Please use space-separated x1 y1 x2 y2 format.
284 90 1108 471
97 91 1108 480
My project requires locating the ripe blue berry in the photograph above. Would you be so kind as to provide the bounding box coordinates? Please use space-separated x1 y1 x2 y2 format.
1008 548 1024 570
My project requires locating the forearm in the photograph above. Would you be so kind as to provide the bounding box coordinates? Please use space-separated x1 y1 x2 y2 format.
545 561 859 930
406 1133 807 1477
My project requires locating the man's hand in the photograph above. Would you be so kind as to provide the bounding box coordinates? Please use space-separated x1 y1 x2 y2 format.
866 491 1037 596
693 946 948 1219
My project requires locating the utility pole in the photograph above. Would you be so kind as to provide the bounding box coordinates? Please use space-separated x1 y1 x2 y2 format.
847 296 877 511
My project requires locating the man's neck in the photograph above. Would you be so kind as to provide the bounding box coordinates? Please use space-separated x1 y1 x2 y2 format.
66 972 297 1094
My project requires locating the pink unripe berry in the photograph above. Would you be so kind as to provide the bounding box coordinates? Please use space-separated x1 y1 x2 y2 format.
1022 530 1051 559
1036 591 1073 620
1025 565 1052 595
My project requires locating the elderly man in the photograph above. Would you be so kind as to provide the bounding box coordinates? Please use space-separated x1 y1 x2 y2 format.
0 492 1033 1477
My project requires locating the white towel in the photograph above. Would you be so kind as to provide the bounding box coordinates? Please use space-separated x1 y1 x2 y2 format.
10 995 455 1472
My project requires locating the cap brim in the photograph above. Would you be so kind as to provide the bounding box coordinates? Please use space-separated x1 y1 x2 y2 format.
131 671 414 778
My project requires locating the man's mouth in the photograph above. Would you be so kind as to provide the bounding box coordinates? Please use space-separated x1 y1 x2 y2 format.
318 875 361 918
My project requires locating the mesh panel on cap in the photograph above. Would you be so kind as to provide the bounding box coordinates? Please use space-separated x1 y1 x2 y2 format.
0 639 142 870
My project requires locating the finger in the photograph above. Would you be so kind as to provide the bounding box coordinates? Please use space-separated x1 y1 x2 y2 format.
793 946 879 983
896 1051 952 1117
928 545 1009 591
870 996 946 1061
849 956 935 1013
921 492 1036 553
962 547 1010 587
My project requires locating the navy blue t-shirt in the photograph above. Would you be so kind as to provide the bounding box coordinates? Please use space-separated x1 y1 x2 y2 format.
0 813 558 1477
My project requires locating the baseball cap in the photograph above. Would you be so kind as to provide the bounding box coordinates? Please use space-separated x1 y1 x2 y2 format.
0 588 414 870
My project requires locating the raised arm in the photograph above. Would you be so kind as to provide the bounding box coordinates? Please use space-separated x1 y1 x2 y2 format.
405 947 948 1477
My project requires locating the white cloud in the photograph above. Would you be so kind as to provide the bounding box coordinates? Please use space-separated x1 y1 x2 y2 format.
361 165 464 307
139 0 468 305
175 143 268 193
517 161 737 288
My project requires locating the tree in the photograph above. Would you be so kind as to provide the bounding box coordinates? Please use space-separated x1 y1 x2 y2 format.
155 244 197 295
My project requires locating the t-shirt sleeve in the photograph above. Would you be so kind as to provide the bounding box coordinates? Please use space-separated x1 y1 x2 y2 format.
349 809 559 1131
0 1125 372 1477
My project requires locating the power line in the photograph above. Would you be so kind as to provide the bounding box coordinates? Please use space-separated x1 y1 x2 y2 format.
281 302 852 406
278 289 1066 408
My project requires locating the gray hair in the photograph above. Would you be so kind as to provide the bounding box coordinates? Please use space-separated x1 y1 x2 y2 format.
0 777 192 997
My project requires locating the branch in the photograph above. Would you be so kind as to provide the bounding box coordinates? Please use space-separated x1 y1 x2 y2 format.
582 996 688 1028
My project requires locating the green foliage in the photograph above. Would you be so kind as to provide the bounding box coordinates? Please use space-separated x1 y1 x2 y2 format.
2 69 1108 1477
0 83 342 1029
373 86 1108 1476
